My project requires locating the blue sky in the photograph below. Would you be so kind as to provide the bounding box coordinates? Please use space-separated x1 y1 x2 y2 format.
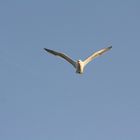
0 0 140 140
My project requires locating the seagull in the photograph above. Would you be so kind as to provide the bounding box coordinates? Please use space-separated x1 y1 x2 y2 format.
44 46 112 74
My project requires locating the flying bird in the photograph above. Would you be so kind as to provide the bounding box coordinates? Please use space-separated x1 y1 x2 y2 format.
44 46 112 74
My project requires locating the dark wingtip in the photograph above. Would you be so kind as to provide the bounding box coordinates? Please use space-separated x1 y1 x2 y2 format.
44 48 49 52
43 48 55 55
108 46 112 49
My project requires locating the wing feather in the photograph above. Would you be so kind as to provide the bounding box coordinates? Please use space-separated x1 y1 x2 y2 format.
44 48 76 68
83 46 112 66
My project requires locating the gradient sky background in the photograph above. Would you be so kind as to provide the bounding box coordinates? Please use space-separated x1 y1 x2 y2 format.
0 0 140 140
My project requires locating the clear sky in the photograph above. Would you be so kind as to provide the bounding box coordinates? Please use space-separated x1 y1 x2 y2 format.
0 0 140 140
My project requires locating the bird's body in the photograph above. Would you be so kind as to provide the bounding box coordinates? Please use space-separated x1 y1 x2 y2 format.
44 46 112 74
76 60 84 74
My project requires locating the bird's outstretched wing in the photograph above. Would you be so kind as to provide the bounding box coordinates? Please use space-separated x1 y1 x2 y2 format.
44 48 76 68
83 46 112 66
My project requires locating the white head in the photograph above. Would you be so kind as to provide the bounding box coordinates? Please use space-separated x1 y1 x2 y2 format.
77 60 82 63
